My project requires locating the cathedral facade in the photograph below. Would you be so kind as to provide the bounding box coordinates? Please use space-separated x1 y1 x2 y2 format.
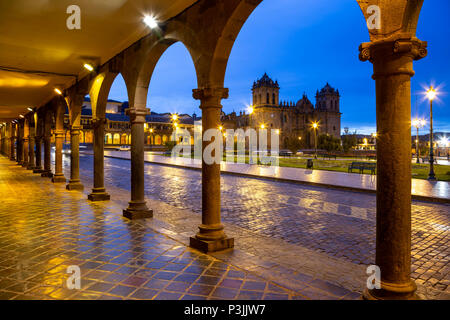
222 73 342 150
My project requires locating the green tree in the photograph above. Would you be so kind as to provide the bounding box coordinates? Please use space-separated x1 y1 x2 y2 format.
285 137 304 154
318 134 342 152
164 140 177 152
342 134 357 152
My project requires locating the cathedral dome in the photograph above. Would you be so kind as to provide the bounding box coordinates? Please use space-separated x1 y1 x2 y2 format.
296 93 313 112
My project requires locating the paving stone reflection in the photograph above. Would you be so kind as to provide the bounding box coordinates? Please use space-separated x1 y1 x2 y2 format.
0 157 357 300
72 154 449 294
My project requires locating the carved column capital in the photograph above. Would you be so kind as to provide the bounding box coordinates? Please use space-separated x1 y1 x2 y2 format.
193 87 229 109
359 38 427 79
70 126 82 136
92 118 106 129
359 38 428 63
126 108 149 124
54 130 65 138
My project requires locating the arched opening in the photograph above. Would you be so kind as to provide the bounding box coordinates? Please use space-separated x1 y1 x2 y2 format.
121 134 127 145
144 42 198 151
105 133 112 145
113 133 120 145
155 135 161 145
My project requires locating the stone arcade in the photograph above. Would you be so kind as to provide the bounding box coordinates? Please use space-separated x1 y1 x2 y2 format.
0 0 429 300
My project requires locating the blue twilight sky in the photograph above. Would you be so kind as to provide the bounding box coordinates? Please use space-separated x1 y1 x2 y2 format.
107 0 450 135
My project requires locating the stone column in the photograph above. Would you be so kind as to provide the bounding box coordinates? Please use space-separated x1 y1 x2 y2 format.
16 122 22 165
22 120 29 168
88 118 110 201
27 116 36 170
66 126 84 190
122 109 152 220
41 110 53 178
189 87 234 253
9 123 15 161
34 134 44 173
360 38 427 300
52 130 66 183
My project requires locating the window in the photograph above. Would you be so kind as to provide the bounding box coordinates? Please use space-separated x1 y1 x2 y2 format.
266 93 270 104
272 93 276 104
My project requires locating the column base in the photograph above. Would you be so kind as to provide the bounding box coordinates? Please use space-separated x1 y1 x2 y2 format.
52 175 66 183
123 208 153 220
21 163 28 168
26 165 36 170
33 168 45 174
363 280 419 300
88 191 110 201
41 171 53 178
66 181 84 191
189 236 234 253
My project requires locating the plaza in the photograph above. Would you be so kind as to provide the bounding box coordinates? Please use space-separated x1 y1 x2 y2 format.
0 0 449 302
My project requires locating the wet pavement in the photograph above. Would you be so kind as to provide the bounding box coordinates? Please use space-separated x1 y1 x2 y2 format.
102 151 450 203
71 153 450 297
0 156 356 300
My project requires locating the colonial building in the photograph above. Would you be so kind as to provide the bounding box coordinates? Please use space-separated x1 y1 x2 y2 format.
62 98 197 147
222 73 342 149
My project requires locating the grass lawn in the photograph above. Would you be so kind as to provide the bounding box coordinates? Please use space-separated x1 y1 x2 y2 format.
278 158 450 182
163 153 450 182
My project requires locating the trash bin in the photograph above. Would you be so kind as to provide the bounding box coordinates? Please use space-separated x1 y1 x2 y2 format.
307 159 314 169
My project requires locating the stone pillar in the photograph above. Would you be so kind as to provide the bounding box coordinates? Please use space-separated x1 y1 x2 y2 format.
66 126 84 190
16 123 22 165
27 116 36 170
52 130 66 183
22 120 29 168
189 87 234 253
34 134 44 173
88 119 110 201
9 124 15 161
52 100 66 183
41 110 53 178
360 38 427 300
122 109 152 220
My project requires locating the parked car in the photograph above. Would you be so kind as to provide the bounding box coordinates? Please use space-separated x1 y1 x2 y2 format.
116 145 130 151
279 150 293 157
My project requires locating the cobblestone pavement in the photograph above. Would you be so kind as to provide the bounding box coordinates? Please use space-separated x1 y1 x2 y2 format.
72 154 449 296
0 157 360 300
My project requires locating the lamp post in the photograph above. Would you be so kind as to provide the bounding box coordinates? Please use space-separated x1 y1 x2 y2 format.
412 119 426 164
426 86 437 180
312 122 318 159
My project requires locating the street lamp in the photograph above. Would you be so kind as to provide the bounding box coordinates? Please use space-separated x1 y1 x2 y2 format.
426 86 437 180
312 122 319 159
412 118 426 163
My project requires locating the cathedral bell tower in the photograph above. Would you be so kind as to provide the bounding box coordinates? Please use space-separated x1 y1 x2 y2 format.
252 73 279 108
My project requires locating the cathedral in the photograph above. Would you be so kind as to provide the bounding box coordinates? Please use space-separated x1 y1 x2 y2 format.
222 73 342 149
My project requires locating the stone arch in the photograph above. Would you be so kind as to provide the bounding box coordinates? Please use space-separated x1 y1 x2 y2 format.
356 0 424 41
105 133 112 145
155 135 161 145
123 35 199 112
88 71 120 120
121 133 127 145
